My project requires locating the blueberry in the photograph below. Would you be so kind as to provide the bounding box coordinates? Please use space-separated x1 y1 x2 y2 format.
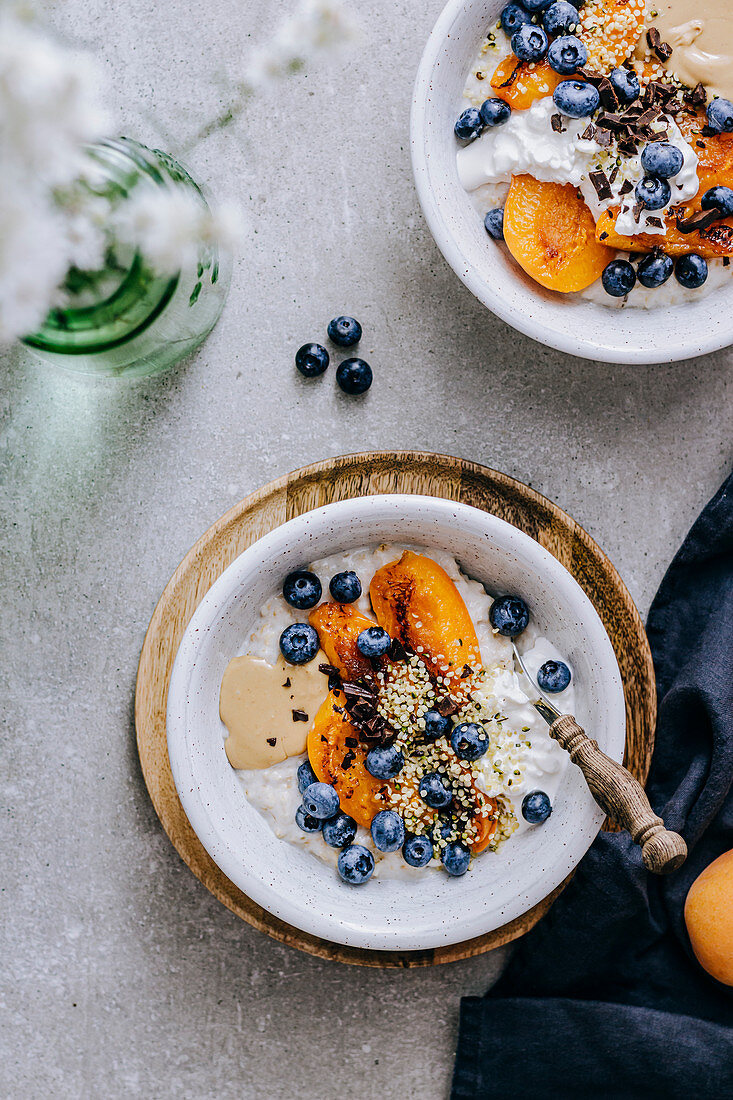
637 252 673 289
402 834 434 867
511 24 549 62
337 844 375 885
701 185 733 218
547 35 587 75
675 254 708 289
295 804 322 833
302 781 340 820
537 659 572 692
707 97 733 134
522 0 552 10
484 207 504 240
322 811 357 848
479 98 511 127
500 2 532 35
418 772 453 809
365 744 405 780
279 623 320 664
553 79 600 118
423 709 452 742
371 810 405 853
522 790 552 823
442 840 471 877
635 176 671 211
601 259 636 297
450 721 490 762
329 570 362 603
295 342 329 378
336 358 372 395
609 66 639 105
327 315 362 347
542 1 580 35
454 107 484 143
282 569 322 609
489 594 530 636
297 759 319 795
640 142 684 179
356 626 391 658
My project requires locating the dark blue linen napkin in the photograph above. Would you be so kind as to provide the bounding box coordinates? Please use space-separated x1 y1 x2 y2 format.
452 473 733 1100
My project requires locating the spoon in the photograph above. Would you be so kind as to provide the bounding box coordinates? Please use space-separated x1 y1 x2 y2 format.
511 643 687 875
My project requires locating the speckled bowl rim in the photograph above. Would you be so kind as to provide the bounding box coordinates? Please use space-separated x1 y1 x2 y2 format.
410 0 733 364
166 494 625 952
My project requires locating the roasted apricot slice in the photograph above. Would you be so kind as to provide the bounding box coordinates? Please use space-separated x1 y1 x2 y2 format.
307 693 385 828
370 551 482 694
595 171 733 257
470 794 500 854
579 0 645 69
503 175 616 292
490 57 563 110
309 602 376 681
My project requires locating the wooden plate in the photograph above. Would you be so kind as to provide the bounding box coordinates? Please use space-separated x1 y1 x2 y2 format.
135 451 655 968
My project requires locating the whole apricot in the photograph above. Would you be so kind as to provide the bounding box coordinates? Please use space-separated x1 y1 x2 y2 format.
684 849 733 986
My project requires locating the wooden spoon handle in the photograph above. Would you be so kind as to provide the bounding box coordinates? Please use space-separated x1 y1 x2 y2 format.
549 714 687 875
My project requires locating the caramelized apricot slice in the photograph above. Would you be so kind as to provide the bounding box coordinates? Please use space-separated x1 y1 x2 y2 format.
309 602 376 681
307 693 385 828
503 175 616 292
595 171 733 257
471 798 500 854
490 57 563 110
370 551 482 693
579 0 645 69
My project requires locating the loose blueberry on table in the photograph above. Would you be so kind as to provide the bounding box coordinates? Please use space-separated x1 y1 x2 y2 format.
336 357 372 396
327 315 362 347
295 342 329 378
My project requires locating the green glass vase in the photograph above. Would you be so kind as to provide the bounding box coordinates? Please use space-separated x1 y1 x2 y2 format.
23 138 231 378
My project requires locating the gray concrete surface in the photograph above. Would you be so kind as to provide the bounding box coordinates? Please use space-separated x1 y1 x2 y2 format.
1 1 732 1097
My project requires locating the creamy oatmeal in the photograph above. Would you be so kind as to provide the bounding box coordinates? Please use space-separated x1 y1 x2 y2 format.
219 544 575 885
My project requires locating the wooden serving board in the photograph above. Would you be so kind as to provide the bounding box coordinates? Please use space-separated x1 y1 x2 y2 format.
135 451 656 968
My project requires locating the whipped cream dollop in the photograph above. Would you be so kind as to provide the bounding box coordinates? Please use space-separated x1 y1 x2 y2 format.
457 96 700 238
457 97 599 192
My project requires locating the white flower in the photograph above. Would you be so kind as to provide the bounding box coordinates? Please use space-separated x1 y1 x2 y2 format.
0 12 108 340
244 0 358 88
116 187 246 274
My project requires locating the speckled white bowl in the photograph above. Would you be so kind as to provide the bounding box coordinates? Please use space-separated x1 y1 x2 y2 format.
167 495 625 951
411 0 733 364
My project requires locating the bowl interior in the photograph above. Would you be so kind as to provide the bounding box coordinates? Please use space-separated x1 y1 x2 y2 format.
410 0 733 364
167 495 625 951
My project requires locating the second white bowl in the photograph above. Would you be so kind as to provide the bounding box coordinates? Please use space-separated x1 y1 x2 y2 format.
410 0 733 363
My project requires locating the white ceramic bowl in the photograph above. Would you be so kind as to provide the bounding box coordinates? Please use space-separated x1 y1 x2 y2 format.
167 495 625 951
411 0 733 364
